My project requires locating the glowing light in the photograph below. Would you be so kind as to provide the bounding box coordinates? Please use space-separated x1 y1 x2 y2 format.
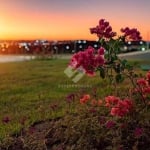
140 41 143 44
83 40 86 44
79 45 83 48
66 45 70 50
78 40 82 44
124 46 128 50
94 44 98 48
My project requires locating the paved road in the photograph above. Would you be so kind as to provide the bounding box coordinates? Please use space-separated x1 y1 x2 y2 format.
0 55 35 63
57 50 150 60
118 50 150 60
0 50 149 63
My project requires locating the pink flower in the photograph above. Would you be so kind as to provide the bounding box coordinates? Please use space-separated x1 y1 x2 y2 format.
122 99 133 110
143 87 150 94
90 19 116 39
97 99 103 106
105 120 116 129
121 27 142 41
146 71 150 83
110 107 120 116
99 19 105 26
137 78 147 86
91 99 97 106
69 46 104 76
66 93 75 103
134 127 143 138
2 116 10 124
109 98 133 117
105 26 112 33
97 47 105 55
86 70 96 76
105 96 120 105
105 102 111 107
80 94 90 104
95 55 105 67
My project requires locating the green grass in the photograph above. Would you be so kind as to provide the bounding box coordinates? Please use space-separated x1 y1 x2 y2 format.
0 58 105 139
0 58 150 140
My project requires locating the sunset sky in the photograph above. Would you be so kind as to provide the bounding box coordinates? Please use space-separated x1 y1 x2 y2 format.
0 0 150 41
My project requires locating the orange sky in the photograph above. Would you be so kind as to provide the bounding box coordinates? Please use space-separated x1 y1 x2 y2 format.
0 0 150 41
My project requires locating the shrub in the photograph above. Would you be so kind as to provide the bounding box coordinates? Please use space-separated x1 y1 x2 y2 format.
58 18 150 149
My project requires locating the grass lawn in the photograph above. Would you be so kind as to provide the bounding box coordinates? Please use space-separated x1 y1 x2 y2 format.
0 58 149 140
0 58 107 140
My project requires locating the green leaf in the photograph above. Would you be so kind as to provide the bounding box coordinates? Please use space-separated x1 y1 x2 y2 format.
121 59 128 67
99 67 105 79
111 55 118 62
126 64 133 71
114 64 121 73
115 74 124 83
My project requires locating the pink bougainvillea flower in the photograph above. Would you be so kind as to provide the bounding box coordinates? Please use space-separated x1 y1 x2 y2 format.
134 127 143 138
105 96 120 105
116 101 130 116
146 71 150 84
98 47 105 55
80 94 90 104
109 98 133 117
143 87 150 94
110 107 120 116
83 94 90 100
137 78 147 86
95 55 105 67
90 19 116 39
105 120 116 129
121 27 142 41
105 102 111 107
66 93 75 103
86 70 96 77
2 116 10 124
122 99 133 110
97 99 103 106
90 99 97 106
80 98 86 104
69 46 104 76
105 96 133 117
